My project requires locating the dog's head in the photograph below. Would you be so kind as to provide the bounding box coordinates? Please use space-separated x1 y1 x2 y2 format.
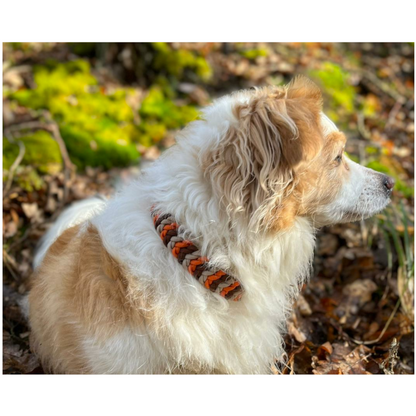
200 76 394 231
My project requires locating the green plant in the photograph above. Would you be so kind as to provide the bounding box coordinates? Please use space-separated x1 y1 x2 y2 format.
382 204 414 320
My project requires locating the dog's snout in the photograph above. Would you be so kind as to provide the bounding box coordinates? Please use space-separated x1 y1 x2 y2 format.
383 175 395 194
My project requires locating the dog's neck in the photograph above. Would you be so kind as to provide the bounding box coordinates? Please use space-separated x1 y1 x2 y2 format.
150 187 317 305
94 151 316 307
151 208 243 301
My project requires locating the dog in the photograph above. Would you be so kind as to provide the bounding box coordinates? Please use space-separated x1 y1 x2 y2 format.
28 76 394 374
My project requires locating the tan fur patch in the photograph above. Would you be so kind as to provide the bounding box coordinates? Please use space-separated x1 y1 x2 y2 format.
202 77 353 232
203 78 325 231
29 224 143 373
291 132 350 219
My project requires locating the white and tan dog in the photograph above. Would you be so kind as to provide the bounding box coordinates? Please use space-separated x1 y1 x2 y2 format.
28 76 394 374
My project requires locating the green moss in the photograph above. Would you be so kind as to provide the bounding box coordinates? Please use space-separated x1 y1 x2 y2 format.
3 130 62 174
152 43 212 81
365 146 379 155
60 125 139 170
309 62 356 122
139 86 199 130
10 57 202 170
239 48 269 60
11 60 140 169
13 60 97 107
16 167 44 192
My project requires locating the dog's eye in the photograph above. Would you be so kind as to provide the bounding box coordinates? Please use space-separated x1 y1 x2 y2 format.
334 154 343 165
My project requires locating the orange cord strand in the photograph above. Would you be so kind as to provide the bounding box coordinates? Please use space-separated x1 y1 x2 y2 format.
160 223 178 240
204 271 226 289
220 281 240 297
172 240 193 258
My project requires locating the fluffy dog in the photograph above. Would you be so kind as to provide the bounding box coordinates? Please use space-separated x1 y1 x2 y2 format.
28 76 394 374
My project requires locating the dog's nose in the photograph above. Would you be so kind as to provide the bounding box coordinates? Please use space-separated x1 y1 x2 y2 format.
383 175 395 193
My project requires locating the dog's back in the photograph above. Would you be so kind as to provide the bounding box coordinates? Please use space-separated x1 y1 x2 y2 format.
33 197 107 270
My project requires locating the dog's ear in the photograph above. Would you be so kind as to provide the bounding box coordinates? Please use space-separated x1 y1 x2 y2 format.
282 75 324 166
203 77 324 231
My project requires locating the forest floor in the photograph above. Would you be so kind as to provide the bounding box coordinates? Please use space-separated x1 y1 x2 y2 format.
3 43 414 374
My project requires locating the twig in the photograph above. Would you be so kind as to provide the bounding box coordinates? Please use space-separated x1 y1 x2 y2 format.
44 115 74 205
351 299 401 346
379 338 400 375
357 113 372 141
360 69 404 103
385 98 405 131
5 114 75 206
3 131 26 197
4 115 76 253
3 250 20 281
7 224 39 253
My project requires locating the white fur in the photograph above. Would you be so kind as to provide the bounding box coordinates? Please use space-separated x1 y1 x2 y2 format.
32 89 391 374
33 197 107 269
314 157 391 226
87 97 316 374
320 112 339 137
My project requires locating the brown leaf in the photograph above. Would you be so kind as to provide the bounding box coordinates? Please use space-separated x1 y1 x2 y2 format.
312 343 372 375
317 233 339 256
4 221 18 238
21 202 42 222
10 209 20 225
287 321 307 343
317 342 333 360
295 295 312 316
3 342 41 374
342 279 378 307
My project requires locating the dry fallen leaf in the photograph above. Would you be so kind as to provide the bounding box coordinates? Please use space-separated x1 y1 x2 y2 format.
343 279 378 306
288 321 307 343
312 343 372 375
295 295 312 316
21 202 42 223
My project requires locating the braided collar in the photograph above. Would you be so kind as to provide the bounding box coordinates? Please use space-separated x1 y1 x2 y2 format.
151 209 243 301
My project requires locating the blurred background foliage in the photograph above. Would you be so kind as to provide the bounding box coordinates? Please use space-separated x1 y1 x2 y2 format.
2 43 414 374
3 43 413 193
3 43 414 197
